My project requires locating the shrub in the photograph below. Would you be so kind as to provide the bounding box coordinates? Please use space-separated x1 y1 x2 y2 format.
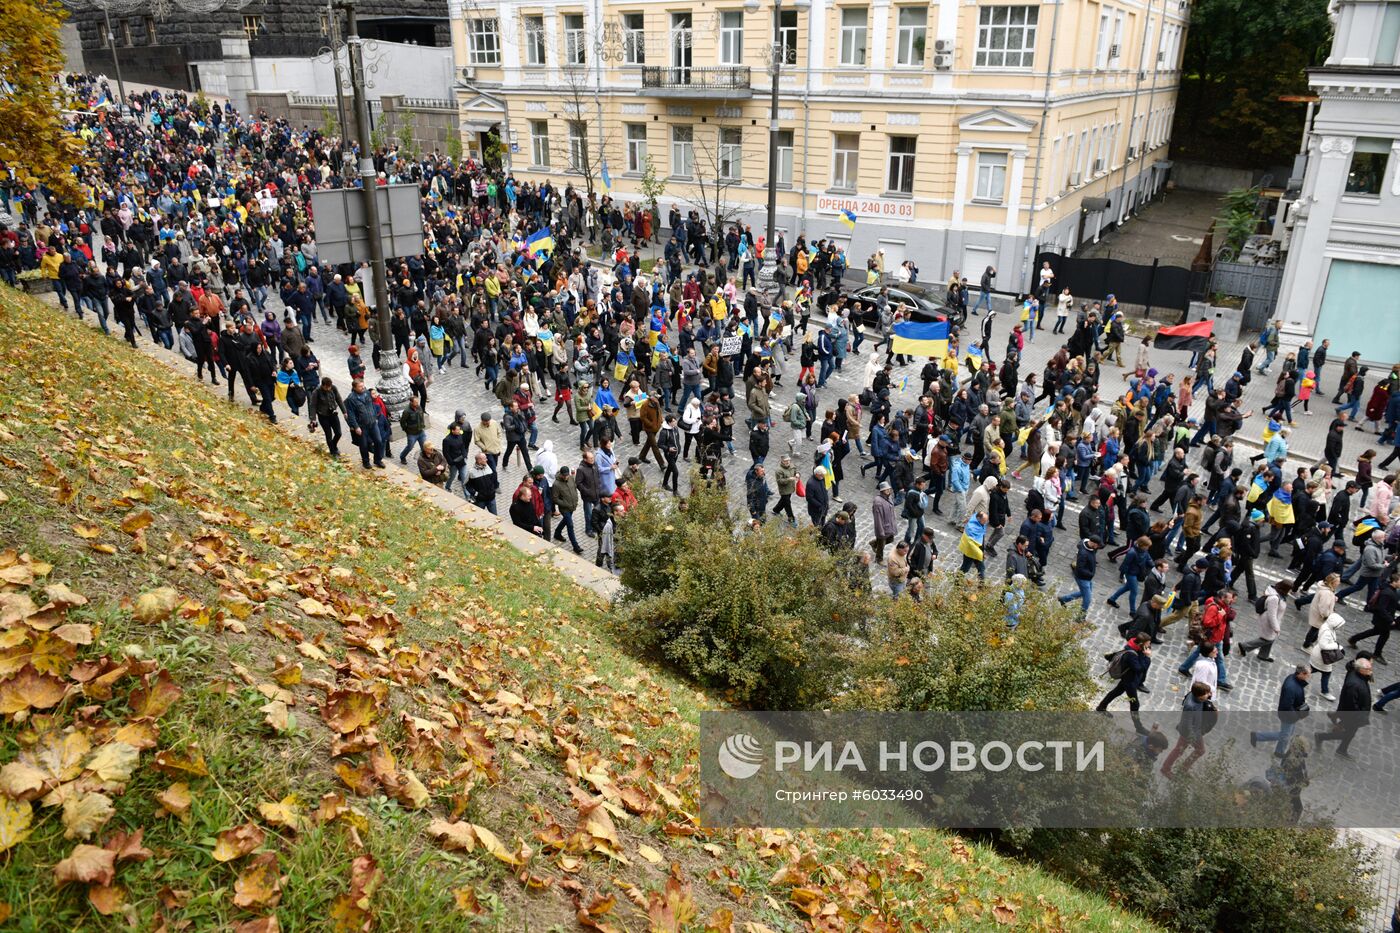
1004 827 1374 933
614 480 866 708
838 575 1095 712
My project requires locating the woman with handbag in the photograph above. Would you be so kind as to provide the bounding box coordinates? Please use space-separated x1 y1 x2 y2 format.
1308 611 1348 702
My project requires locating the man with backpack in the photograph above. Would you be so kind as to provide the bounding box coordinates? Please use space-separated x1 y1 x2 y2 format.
1097 634 1152 730
1236 581 1293 662
1106 536 1153 615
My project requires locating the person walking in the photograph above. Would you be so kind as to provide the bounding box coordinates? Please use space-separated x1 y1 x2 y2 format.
1347 572 1398 665
1236 581 1292 662
1308 611 1348 702
1160 682 1216 778
307 377 345 457
1057 536 1102 614
1315 657 1373 759
870 482 898 562
1250 666 1312 758
1096 633 1152 725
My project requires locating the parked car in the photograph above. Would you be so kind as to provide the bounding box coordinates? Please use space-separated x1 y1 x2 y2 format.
848 282 965 330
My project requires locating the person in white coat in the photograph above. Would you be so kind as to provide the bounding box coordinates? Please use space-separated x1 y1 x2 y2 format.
1237 581 1293 662
1308 611 1348 702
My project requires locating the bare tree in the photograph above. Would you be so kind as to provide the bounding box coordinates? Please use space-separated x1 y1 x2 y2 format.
557 64 618 205
674 127 753 259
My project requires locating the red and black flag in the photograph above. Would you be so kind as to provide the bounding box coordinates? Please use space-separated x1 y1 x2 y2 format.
1153 319 1213 352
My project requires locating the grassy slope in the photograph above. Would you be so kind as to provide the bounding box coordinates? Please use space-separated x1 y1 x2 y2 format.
0 287 1158 931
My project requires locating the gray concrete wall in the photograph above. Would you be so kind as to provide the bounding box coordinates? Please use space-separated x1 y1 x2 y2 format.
60 22 85 74
1170 161 1258 194
245 92 456 156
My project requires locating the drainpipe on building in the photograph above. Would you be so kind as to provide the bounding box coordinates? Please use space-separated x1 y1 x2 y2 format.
798 29 813 233
1112 0 1158 228
1019 0 1063 289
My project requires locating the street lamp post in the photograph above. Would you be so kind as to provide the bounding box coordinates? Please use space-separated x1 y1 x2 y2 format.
318 0 351 141
102 7 131 115
752 0 808 286
337 0 410 413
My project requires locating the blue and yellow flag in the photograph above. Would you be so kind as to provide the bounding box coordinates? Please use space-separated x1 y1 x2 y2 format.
890 320 950 357
525 227 555 256
1266 487 1294 526
601 161 612 192
1246 473 1270 504
839 208 857 229
958 514 987 562
1354 515 1383 545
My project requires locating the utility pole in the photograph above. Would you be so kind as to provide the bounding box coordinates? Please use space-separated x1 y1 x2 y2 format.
763 0 782 261
337 0 410 413
327 0 350 141
102 7 130 116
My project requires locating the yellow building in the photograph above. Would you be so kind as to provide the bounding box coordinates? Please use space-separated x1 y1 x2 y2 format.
448 0 1187 288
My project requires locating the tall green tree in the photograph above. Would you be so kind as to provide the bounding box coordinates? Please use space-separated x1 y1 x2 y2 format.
1174 0 1332 169
0 0 88 203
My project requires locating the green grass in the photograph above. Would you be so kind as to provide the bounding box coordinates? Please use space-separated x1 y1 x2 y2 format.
0 286 1160 930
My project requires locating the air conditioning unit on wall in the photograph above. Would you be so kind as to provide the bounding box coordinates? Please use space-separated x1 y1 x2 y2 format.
933 53 953 70
934 38 954 54
1070 171 1082 187
460 66 476 81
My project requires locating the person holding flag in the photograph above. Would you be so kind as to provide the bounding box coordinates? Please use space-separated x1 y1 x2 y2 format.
959 510 989 579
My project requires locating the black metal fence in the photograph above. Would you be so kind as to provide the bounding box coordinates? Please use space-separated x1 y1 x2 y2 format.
1034 248 1208 316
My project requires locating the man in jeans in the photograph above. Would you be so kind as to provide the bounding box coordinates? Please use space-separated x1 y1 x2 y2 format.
345 378 385 470
972 265 996 315
1250 666 1311 757
398 397 428 464
1177 590 1237 691
1057 536 1102 614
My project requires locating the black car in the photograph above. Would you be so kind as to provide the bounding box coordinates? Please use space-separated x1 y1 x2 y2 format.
848 282 966 330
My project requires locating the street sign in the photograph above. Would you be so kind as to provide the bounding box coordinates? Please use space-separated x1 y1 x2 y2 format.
309 184 423 267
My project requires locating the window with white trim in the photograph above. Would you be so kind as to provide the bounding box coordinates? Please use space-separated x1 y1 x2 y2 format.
1095 10 1112 69
671 125 694 177
564 13 586 66
719 11 744 65
623 12 646 64
886 135 916 194
896 7 927 67
840 8 868 66
530 120 550 168
1347 138 1391 195
832 132 860 190
776 130 794 185
1109 10 1125 67
626 123 648 172
524 15 547 66
974 150 1008 202
568 121 588 173
719 127 743 180
975 5 1037 68
469 18 501 65
777 9 798 64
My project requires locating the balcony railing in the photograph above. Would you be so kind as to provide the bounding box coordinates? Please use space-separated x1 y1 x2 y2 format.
638 65 752 98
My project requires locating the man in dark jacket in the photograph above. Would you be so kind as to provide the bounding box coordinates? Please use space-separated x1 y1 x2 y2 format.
745 463 771 523
465 453 499 513
807 467 831 527
1251 666 1311 757
399 397 427 464
1231 509 1264 600
345 378 385 469
442 422 470 495
575 449 601 535
1347 572 1399 664
550 466 583 553
1315 658 1373 759
1058 536 1102 613
307 377 345 457
1096 633 1152 726
244 342 278 423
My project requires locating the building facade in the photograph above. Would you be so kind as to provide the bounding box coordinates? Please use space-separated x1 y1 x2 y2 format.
1273 0 1400 361
448 0 1187 290
70 0 448 92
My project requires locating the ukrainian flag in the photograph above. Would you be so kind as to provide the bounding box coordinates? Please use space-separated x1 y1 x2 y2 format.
1354 516 1383 546
1246 473 1269 505
891 320 950 357
525 227 555 256
958 514 987 562
1266 487 1295 526
839 208 857 229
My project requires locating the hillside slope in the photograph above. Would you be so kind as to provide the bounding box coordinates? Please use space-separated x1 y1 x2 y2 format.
0 286 1157 931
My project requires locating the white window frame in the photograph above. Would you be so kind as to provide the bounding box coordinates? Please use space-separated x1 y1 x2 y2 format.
719 10 745 66
626 123 648 172
469 18 502 65
895 7 928 67
974 5 1038 69
832 132 860 190
840 7 869 67
524 15 547 66
530 120 551 169
973 150 1009 203
568 121 588 173
776 129 794 185
671 125 695 178
719 127 743 180
886 135 916 195
1108 10 1125 67
777 9 798 64
623 12 646 64
564 13 587 66
1095 10 1112 69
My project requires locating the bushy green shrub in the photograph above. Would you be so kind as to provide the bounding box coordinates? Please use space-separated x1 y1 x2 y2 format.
838 576 1095 712
1004 827 1374 933
613 480 865 708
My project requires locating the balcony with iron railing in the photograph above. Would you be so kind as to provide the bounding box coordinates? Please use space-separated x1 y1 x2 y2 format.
637 65 753 99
